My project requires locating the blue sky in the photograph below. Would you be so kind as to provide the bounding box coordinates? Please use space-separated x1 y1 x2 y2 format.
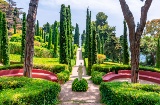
13 0 160 37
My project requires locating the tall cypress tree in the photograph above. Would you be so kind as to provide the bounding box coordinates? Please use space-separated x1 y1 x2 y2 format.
74 23 79 46
91 27 97 65
81 30 86 46
156 38 160 68
0 11 2 63
101 37 104 54
97 34 101 54
85 8 90 58
21 12 26 63
88 10 92 75
42 28 44 39
60 4 67 64
36 20 39 36
2 13 10 65
123 20 129 65
13 19 16 34
53 21 59 58
48 28 52 49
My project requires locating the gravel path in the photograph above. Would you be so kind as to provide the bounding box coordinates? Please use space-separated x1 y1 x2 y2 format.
58 48 104 105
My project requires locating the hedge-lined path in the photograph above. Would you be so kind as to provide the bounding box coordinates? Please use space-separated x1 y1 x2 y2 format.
58 48 104 105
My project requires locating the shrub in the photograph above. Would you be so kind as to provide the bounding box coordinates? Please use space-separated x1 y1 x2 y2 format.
0 77 61 105
34 36 43 42
9 42 53 58
91 71 106 85
57 70 70 83
97 54 106 64
92 64 111 73
10 34 22 42
72 78 88 92
100 82 160 105
0 64 67 74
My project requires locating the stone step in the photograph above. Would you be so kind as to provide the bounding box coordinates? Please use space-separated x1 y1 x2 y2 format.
58 100 104 105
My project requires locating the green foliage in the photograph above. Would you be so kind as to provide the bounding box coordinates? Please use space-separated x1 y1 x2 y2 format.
156 38 160 68
0 77 61 105
36 20 39 36
91 28 97 65
0 64 23 70
57 70 70 83
9 42 53 58
34 36 43 42
81 30 86 46
2 13 10 65
74 23 79 46
97 54 106 64
48 28 52 49
123 20 129 65
53 21 59 58
59 4 67 64
72 78 88 92
100 82 160 105
21 12 26 63
10 34 22 42
91 71 105 85
0 11 2 63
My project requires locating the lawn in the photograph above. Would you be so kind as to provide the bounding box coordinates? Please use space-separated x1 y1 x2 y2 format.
10 54 75 66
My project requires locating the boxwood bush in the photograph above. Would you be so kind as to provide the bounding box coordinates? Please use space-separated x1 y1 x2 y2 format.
91 71 106 85
72 78 88 92
100 82 160 105
0 77 61 105
57 70 70 83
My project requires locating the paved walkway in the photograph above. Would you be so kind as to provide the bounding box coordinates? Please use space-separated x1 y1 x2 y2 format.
58 48 104 105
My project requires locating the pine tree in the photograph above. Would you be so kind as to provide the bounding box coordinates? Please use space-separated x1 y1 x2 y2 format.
91 27 97 65
74 23 79 46
0 11 2 63
53 21 59 58
36 20 39 36
21 12 26 63
156 38 160 68
88 10 92 75
2 13 10 65
123 20 129 65
48 28 52 49
60 4 67 64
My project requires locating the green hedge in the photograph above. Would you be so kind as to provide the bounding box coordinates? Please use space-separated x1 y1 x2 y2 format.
72 78 88 92
9 42 53 58
91 71 106 85
92 64 160 74
100 82 160 105
0 64 67 74
0 77 61 105
57 70 70 83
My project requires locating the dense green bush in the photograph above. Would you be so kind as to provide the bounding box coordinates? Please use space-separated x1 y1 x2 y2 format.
0 77 61 105
92 64 111 73
72 78 88 92
0 64 67 74
34 36 43 42
10 34 22 42
91 71 106 85
100 82 160 105
9 42 53 58
57 70 70 83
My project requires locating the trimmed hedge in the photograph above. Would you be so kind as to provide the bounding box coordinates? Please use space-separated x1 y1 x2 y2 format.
0 77 61 105
92 64 160 74
72 78 88 92
100 82 160 105
0 64 67 73
57 70 70 83
9 42 53 58
91 71 106 85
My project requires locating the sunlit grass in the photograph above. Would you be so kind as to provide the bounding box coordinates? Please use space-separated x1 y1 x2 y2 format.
10 54 75 66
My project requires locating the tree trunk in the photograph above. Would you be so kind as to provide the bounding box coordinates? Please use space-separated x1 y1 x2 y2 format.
23 0 39 77
119 0 152 83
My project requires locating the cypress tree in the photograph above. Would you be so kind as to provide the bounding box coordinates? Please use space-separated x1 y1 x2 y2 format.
91 27 97 65
36 20 39 36
53 21 59 58
66 5 72 71
74 23 79 46
84 8 90 58
156 38 160 68
123 20 129 65
0 11 2 63
42 28 44 39
48 28 52 49
81 30 86 46
101 37 104 54
97 34 101 54
60 4 67 64
13 19 16 34
88 10 92 75
21 12 26 63
2 13 10 65
44 32 46 43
